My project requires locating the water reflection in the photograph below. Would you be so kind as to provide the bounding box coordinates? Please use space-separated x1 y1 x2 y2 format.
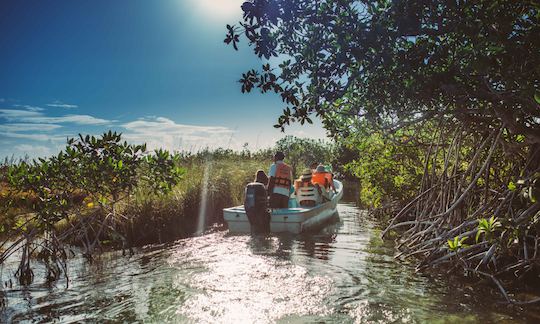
168 232 333 323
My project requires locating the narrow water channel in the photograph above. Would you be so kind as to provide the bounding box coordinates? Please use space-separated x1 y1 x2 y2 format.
1 191 538 323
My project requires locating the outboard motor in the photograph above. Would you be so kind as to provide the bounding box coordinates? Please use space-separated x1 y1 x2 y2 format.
244 182 270 234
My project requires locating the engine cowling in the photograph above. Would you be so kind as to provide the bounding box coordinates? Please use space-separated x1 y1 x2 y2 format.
244 182 270 234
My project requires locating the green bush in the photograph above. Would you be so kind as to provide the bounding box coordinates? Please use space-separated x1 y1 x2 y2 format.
339 125 425 208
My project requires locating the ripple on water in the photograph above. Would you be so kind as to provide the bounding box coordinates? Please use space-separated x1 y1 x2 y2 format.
168 232 334 323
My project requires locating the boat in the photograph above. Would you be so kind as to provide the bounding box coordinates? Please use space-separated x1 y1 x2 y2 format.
223 180 343 234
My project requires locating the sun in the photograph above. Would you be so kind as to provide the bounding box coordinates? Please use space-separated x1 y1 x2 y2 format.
189 0 245 21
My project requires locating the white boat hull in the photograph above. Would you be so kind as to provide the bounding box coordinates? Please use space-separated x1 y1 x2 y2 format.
224 180 343 234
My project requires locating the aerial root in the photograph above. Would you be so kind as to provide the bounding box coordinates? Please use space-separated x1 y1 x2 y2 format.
384 125 540 303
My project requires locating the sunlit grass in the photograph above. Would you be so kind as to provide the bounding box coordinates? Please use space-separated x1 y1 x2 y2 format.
118 156 269 245
0 153 270 246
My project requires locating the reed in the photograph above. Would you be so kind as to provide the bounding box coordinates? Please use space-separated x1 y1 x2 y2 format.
120 157 269 246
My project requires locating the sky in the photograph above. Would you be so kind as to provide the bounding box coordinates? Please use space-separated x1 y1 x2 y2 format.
0 0 327 160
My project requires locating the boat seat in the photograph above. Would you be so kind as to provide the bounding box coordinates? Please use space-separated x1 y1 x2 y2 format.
296 186 321 207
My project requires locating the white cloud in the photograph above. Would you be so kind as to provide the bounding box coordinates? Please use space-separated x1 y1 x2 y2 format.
0 109 42 119
27 114 111 125
0 105 110 159
123 117 232 135
121 117 236 151
0 123 62 132
0 109 111 125
15 144 55 157
25 106 45 112
0 132 65 141
13 104 44 112
292 130 308 137
46 101 78 109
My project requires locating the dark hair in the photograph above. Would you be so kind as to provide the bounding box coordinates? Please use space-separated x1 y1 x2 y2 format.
274 151 285 161
255 170 269 184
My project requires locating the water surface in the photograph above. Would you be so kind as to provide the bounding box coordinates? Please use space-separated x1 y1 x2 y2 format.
2 196 539 323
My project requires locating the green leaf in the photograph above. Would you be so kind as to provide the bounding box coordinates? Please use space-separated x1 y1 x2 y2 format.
476 230 483 243
535 91 540 105
508 181 516 191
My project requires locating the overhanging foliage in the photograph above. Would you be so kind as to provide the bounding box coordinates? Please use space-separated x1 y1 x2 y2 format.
226 0 540 142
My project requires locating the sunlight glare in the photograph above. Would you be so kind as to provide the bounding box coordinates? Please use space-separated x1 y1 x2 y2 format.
187 0 245 21
196 160 212 234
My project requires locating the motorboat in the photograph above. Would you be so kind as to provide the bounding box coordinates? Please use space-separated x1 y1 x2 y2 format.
223 180 343 234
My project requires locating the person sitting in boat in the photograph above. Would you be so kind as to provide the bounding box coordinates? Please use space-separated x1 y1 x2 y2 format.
294 169 321 207
312 164 336 200
312 164 336 191
309 161 318 172
254 169 269 186
294 169 314 193
324 165 337 193
267 151 293 209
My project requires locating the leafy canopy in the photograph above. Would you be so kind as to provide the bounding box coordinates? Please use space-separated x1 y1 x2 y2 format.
226 0 540 142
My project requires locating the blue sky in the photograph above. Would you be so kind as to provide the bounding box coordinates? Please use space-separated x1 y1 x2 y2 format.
0 0 326 159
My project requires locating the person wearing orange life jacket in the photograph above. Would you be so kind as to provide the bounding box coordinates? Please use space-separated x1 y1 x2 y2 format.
294 169 314 194
312 164 336 193
267 151 293 208
294 169 322 207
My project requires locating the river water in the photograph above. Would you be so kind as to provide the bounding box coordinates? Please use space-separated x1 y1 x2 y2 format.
1 191 539 323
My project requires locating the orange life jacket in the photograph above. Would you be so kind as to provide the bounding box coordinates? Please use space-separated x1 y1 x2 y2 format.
325 173 333 186
312 172 331 188
274 163 292 189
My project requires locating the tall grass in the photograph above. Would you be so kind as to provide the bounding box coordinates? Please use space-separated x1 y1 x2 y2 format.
103 155 270 246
